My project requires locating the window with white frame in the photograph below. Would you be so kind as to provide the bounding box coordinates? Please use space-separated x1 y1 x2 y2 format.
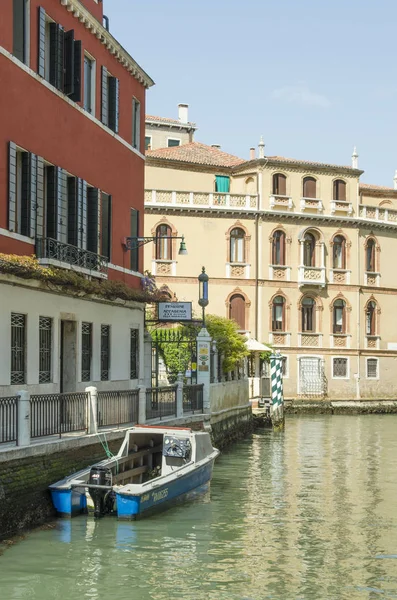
13 0 29 65
145 136 152 151
84 53 96 115
132 98 141 149
366 358 378 379
333 357 348 378
167 138 181 147
281 356 288 377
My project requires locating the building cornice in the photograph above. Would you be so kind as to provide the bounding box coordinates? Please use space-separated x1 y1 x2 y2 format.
145 157 232 174
60 0 154 88
233 158 364 178
145 120 197 132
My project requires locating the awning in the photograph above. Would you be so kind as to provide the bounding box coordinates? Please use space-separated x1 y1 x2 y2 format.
245 338 272 353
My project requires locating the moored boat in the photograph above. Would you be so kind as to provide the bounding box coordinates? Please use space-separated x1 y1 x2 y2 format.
49 426 219 520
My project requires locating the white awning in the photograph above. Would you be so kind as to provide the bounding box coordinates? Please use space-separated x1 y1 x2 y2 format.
245 338 272 353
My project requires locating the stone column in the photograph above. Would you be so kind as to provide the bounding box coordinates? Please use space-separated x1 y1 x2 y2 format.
86 386 98 435
176 372 184 418
196 327 211 414
212 341 219 383
17 390 30 447
138 386 146 424
143 329 153 388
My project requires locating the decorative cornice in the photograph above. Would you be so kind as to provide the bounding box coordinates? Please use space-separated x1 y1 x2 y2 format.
60 0 154 88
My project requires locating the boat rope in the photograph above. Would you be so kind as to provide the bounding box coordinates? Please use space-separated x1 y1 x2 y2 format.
96 431 119 474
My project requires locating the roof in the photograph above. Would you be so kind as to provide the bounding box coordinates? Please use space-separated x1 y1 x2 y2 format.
146 115 197 129
245 338 272 353
265 155 361 172
146 142 246 168
360 183 396 192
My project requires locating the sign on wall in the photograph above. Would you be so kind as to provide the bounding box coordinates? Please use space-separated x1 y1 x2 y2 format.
158 302 192 322
198 342 210 372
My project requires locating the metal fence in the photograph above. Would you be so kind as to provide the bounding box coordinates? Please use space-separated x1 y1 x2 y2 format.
97 389 139 427
146 386 177 421
30 392 89 439
183 384 204 414
0 396 18 444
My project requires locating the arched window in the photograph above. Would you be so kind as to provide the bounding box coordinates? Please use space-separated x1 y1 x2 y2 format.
366 238 376 272
155 224 172 260
272 296 285 331
333 299 346 334
366 301 377 335
333 180 346 201
273 173 287 195
303 177 317 199
229 294 246 330
272 230 286 265
230 228 245 263
333 235 346 269
301 297 315 332
303 232 316 266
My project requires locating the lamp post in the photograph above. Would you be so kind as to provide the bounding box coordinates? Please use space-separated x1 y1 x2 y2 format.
122 235 188 255
198 266 209 327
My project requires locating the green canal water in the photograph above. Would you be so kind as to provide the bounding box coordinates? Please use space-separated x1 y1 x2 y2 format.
1 415 397 600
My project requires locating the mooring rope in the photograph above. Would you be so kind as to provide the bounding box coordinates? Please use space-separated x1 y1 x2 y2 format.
96 431 119 474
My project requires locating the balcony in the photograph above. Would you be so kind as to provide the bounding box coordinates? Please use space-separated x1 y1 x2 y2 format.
269 332 291 347
300 197 323 213
145 189 258 211
36 237 108 278
269 265 291 281
331 200 353 215
269 194 293 210
364 272 380 287
366 335 380 350
298 266 326 288
330 334 351 349
359 205 397 223
298 333 323 348
226 263 250 278
329 269 351 284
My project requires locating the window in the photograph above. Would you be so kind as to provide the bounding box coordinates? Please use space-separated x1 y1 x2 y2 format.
366 238 376 272
101 193 112 260
366 301 377 336
130 209 139 272
11 313 26 385
145 136 152 151
13 0 29 65
272 173 287 196
155 224 172 260
333 357 348 378
229 294 246 331
281 356 288 377
8 144 37 237
333 235 346 269
67 176 87 248
303 232 316 267
101 66 119 133
272 296 285 331
333 179 346 201
81 322 92 382
230 228 245 263
167 138 181 147
130 329 139 379
101 325 110 381
39 317 52 383
272 230 286 265
333 299 346 334
84 54 95 114
132 98 141 149
367 358 378 379
215 175 230 193
301 297 315 332
303 177 317 198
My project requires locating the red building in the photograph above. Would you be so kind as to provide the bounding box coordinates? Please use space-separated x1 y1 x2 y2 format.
0 0 154 285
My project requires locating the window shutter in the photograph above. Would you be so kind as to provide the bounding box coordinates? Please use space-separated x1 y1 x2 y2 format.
46 166 57 239
303 178 316 198
87 188 100 254
70 40 82 102
133 99 141 149
8 142 17 232
108 76 119 133
38 7 46 78
36 157 45 238
130 208 139 271
101 193 111 260
278 174 286 195
63 30 75 96
67 176 78 246
80 180 87 249
29 153 38 238
75 177 83 246
49 23 64 90
21 152 30 236
57 167 67 242
101 66 108 126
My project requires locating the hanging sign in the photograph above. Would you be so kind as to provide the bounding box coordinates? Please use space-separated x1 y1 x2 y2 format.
158 302 192 322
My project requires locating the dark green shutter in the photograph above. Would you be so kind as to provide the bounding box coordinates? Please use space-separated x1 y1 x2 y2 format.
67 176 78 246
36 157 45 238
49 23 64 90
101 66 108 126
101 193 111 260
63 29 75 96
130 209 139 272
46 166 57 239
108 77 119 133
29 153 38 238
38 7 46 78
70 40 82 103
8 142 17 232
13 0 26 63
87 188 100 254
81 180 87 249
57 167 67 243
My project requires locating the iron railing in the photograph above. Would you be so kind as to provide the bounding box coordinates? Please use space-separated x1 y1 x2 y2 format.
97 389 139 427
0 396 18 444
146 386 177 420
183 384 204 414
36 236 108 275
30 392 89 438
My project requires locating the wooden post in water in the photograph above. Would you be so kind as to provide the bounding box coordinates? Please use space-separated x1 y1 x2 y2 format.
270 353 285 430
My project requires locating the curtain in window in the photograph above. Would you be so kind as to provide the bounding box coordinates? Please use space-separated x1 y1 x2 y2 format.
366 240 375 272
333 299 345 334
272 296 285 331
230 228 245 262
215 176 230 193
303 233 316 267
301 297 315 332
272 230 285 265
156 224 172 260
366 302 376 335
333 235 346 269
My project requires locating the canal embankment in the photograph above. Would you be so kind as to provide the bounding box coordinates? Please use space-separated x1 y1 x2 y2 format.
284 399 397 414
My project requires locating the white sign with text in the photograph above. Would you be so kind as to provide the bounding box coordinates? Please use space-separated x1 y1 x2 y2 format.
158 302 192 322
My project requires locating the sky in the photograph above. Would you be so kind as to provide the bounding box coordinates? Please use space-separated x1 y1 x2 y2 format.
107 0 396 186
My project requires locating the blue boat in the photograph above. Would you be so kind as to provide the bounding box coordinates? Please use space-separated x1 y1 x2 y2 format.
49 426 219 520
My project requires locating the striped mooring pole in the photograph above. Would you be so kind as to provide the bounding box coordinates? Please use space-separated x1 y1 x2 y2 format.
270 353 285 430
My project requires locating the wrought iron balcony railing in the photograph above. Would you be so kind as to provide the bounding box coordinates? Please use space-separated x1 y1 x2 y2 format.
36 237 108 276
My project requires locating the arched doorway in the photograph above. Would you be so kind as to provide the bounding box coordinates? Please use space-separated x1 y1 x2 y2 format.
229 294 246 330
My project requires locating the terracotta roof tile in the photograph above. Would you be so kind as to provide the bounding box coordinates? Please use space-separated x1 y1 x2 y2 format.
266 155 358 171
146 142 245 168
146 114 196 127
360 183 396 192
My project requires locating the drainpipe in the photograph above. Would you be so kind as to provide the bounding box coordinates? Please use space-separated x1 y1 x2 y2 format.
103 15 110 31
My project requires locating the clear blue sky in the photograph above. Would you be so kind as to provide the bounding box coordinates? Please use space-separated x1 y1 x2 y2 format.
108 0 396 185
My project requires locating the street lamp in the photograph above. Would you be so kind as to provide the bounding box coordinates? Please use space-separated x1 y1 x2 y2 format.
198 266 209 327
122 235 188 255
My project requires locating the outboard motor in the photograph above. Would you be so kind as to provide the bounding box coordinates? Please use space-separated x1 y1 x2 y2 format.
88 466 113 518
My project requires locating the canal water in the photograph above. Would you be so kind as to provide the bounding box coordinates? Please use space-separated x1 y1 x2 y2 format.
1 415 397 600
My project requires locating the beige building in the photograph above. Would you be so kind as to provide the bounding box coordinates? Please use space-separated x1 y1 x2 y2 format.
143 114 397 400
145 104 196 152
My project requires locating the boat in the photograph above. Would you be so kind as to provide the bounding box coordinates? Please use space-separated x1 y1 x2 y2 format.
49 425 220 520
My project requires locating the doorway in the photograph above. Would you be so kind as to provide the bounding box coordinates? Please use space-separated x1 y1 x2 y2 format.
60 320 77 393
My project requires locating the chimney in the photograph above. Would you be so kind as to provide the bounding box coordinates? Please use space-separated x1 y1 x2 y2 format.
250 147 255 160
258 136 265 159
178 103 189 123
394 170 397 190
352 146 359 169
211 144 221 149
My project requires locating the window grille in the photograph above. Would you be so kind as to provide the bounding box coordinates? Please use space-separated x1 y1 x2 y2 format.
81 322 92 382
333 358 347 378
39 317 52 383
101 325 110 381
367 358 378 379
11 313 26 384
130 329 139 379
